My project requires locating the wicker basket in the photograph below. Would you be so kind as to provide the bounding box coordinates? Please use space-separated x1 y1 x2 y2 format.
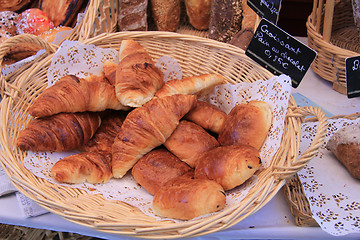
283 112 360 227
306 0 360 95
0 32 328 239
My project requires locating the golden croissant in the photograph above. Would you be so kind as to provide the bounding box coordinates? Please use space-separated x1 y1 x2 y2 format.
52 151 112 184
155 73 226 98
28 74 127 118
17 112 101 152
81 110 127 153
51 110 126 184
112 94 197 178
115 39 164 107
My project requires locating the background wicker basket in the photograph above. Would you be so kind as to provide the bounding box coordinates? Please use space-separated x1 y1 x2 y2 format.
283 112 360 227
0 32 328 239
307 0 360 95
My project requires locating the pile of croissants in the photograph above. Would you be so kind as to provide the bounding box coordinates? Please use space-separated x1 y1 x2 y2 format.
16 39 273 220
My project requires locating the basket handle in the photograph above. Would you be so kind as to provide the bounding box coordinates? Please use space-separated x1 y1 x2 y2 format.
274 106 328 180
0 34 58 98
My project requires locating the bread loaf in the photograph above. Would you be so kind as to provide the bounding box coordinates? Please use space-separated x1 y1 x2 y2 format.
39 0 87 27
150 0 180 32
229 28 254 50
326 124 360 179
352 0 360 35
0 11 18 35
185 0 211 30
118 0 148 31
218 100 272 150
208 0 243 42
164 120 219 167
132 148 193 195
152 175 226 220
241 0 258 31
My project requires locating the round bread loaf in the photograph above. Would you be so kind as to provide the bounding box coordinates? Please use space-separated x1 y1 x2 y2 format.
326 124 360 179
185 0 211 30
195 144 261 190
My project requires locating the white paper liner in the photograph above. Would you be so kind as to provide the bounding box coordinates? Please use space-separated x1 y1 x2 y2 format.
23 40 292 221
298 118 360 236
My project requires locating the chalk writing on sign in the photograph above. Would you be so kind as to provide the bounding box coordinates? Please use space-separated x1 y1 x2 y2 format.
260 0 280 15
246 18 317 88
254 24 305 72
345 56 360 98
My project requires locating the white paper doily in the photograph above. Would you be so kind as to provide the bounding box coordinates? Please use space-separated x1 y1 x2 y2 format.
298 118 360 236
23 40 292 221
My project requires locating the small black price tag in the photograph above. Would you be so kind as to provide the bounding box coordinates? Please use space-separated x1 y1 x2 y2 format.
346 56 360 98
247 0 281 24
245 18 317 88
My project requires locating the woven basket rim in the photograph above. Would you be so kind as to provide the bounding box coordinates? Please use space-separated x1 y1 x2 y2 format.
306 15 359 57
0 32 328 239
284 112 360 227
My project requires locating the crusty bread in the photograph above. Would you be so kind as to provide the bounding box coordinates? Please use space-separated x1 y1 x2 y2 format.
241 0 258 31
195 144 261 190
218 100 272 150
326 124 360 179
184 100 227 134
185 0 212 30
155 73 226 98
118 0 148 31
208 0 243 42
132 148 193 195
152 175 226 220
164 120 219 167
229 28 254 50
150 0 181 32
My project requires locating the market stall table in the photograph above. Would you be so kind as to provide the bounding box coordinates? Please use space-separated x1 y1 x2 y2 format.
0 37 359 240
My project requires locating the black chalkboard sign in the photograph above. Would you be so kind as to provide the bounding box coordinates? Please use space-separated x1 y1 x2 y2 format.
247 0 281 24
346 56 360 98
245 18 317 88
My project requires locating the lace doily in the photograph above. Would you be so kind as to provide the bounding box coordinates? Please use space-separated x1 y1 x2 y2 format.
298 118 360 236
23 40 292 221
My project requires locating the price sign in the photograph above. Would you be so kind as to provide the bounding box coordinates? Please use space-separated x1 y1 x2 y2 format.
247 0 281 24
245 18 317 88
346 56 360 98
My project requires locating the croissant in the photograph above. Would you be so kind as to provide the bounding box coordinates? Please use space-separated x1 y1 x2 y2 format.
155 73 226 98
28 74 127 118
112 94 197 178
115 39 164 107
51 151 112 184
132 147 193 195
184 100 227 134
103 61 118 85
164 120 219 167
81 110 127 153
17 112 101 152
